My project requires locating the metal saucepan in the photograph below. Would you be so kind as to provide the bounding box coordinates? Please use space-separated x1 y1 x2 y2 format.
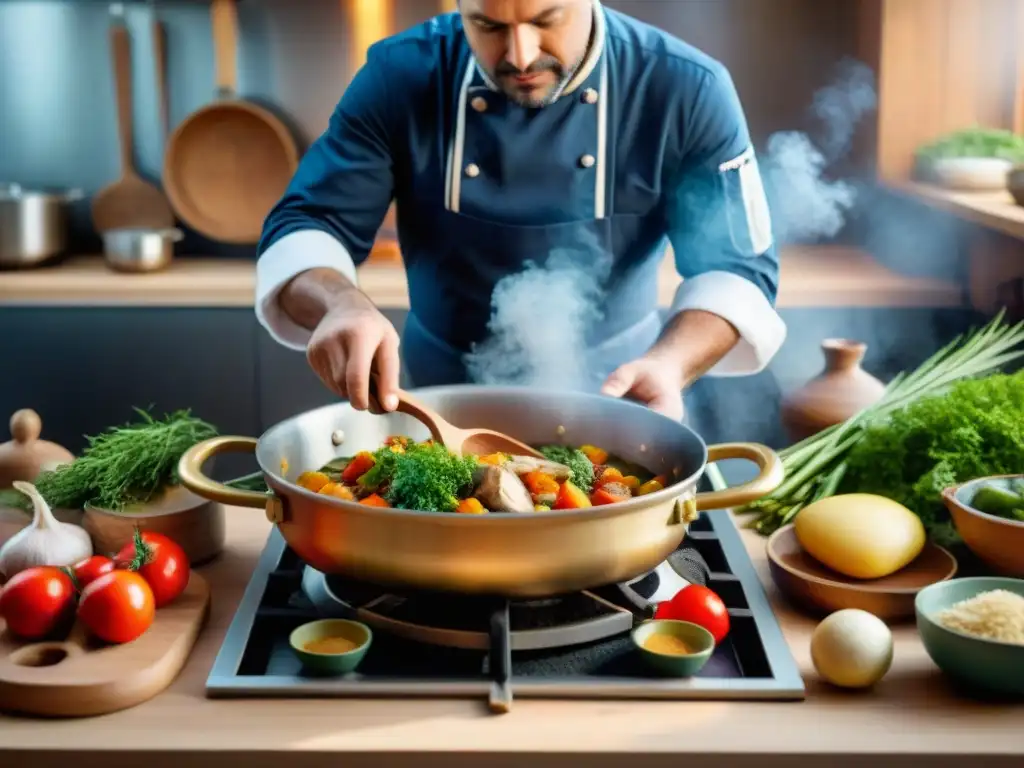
102 227 183 273
0 184 84 268
178 387 783 598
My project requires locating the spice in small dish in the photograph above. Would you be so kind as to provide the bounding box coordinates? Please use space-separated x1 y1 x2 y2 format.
304 635 361 654
644 633 694 656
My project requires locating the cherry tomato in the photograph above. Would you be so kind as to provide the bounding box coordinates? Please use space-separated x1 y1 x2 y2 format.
0 566 76 640
77 570 155 644
115 530 190 608
71 555 116 589
653 584 730 643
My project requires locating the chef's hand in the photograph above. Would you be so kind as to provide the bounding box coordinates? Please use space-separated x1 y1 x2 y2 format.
601 353 685 422
306 297 401 412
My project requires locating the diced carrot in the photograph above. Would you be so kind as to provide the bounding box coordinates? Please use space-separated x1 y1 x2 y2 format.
593 466 624 489
478 453 508 466
579 444 609 465
456 497 487 514
296 470 331 493
359 493 390 507
590 482 632 506
637 478 665 496
553 481 592 509
319 482 356 501
522 471 560 497
384 435 410 448
621 475 640 490
342 451 376 484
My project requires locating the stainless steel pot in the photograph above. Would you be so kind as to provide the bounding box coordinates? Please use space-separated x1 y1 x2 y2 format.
0 183 83 267
102 227 182 273
178 387 784 598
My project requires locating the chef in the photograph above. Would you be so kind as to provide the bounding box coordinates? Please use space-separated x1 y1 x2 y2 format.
255 0 785 421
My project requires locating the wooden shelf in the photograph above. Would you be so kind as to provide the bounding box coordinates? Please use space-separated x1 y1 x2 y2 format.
890 181 1024 243
0 246 962 311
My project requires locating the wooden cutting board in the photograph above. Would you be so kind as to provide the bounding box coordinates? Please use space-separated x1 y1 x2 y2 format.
0 571 210 717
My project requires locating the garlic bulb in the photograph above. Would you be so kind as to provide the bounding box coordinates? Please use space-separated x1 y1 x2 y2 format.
0 480 92 580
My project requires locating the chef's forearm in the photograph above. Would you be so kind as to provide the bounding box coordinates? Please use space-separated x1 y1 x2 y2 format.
278 268 368 331
646 309 741 386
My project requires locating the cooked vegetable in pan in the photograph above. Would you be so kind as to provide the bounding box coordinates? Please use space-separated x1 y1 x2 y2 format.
295 437 665 514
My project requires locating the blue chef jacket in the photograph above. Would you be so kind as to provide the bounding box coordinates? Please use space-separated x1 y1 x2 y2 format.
255 2 785 390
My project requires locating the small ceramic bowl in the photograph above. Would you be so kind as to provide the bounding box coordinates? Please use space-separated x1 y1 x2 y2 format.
289 619 372 675
1007 166 1024 207
915 577 1024 697
631 620 715 677
943 476 1024 577
928 157 1013 191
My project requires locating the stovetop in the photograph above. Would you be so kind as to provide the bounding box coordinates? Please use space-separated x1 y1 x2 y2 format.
206 492 805 708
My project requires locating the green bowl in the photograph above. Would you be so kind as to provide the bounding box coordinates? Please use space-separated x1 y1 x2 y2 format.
631 620 716 677
289 619 373 676
915 577 1024 697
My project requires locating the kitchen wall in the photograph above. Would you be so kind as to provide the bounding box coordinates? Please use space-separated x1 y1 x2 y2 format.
0 0 865 255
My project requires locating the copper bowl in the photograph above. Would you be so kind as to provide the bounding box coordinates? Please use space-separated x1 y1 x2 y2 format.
766 525 958 621
943 476 1024 577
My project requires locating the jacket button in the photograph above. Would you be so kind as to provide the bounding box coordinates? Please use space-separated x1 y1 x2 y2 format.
470 96 488 112
465 163 481 178
579 154 596 169
582 88 599 104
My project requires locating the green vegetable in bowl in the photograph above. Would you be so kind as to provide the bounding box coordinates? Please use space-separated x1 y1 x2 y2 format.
359 441 477 513
969 481 1024 522
916 128 1024 162
538 445 595 492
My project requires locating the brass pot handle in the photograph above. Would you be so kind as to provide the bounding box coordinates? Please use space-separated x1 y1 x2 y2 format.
694 442 784 511
177 436 267 509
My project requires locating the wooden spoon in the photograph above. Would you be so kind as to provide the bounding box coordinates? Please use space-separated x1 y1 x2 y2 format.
92 17 175 233
367 377 543 459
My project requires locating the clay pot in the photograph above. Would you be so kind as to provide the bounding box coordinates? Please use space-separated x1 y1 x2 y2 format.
782 339 886 441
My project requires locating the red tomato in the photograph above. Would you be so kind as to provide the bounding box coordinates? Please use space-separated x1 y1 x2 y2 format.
0 566 76 640
653 585 730 643
71 555 116 589
77 570 155 644
116 530 190 608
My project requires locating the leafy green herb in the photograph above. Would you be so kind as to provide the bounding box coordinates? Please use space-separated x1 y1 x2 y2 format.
745 312 1024 536
917 128 1024 162
379 442 477 512
17 409 218 512
539 445 595 492
838 371 1024 545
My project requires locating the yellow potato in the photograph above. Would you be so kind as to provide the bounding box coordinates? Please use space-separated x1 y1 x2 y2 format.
794 494 926 579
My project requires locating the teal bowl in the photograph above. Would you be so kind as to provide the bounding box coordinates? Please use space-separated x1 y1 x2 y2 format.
915 577 1024 697
289 619 373 676
631 620 716 677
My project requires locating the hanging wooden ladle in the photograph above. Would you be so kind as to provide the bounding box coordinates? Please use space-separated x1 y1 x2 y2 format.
91 10 175 233
367 376 544 458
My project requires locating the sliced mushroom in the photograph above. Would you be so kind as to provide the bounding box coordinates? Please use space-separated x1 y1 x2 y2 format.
505 455 572 481
473 465 535 513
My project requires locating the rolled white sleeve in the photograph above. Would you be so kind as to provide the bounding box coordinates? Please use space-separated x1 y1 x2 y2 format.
254 230 360 351
669 270 786 376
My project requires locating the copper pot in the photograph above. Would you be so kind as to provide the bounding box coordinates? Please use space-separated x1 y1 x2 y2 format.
177 387 783 598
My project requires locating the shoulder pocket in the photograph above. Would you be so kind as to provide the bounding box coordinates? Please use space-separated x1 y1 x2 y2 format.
719 147 774 257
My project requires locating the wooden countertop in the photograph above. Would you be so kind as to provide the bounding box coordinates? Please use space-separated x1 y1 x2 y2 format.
2 511 1019 768
0 245 963 310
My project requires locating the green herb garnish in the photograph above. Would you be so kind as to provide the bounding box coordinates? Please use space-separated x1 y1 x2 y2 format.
20 408 218 512
916 128 1024 162
347 441 477 512
539 445 595 492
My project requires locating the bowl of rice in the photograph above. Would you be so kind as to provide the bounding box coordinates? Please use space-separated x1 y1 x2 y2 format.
915 577 1024 697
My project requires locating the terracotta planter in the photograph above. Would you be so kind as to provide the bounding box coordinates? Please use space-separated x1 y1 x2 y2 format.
782 339 886 441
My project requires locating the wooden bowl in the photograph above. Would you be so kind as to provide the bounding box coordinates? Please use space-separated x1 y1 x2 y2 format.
83 484 225 565
943 475 1024 577
766 525 958 621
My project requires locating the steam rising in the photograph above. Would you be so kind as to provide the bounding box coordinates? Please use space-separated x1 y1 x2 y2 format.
465 59 878 390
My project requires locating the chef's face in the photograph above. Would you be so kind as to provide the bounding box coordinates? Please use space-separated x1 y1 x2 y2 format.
460 0 593 108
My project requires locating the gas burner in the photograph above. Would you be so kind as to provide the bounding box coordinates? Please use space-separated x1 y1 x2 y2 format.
302 568 635 651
